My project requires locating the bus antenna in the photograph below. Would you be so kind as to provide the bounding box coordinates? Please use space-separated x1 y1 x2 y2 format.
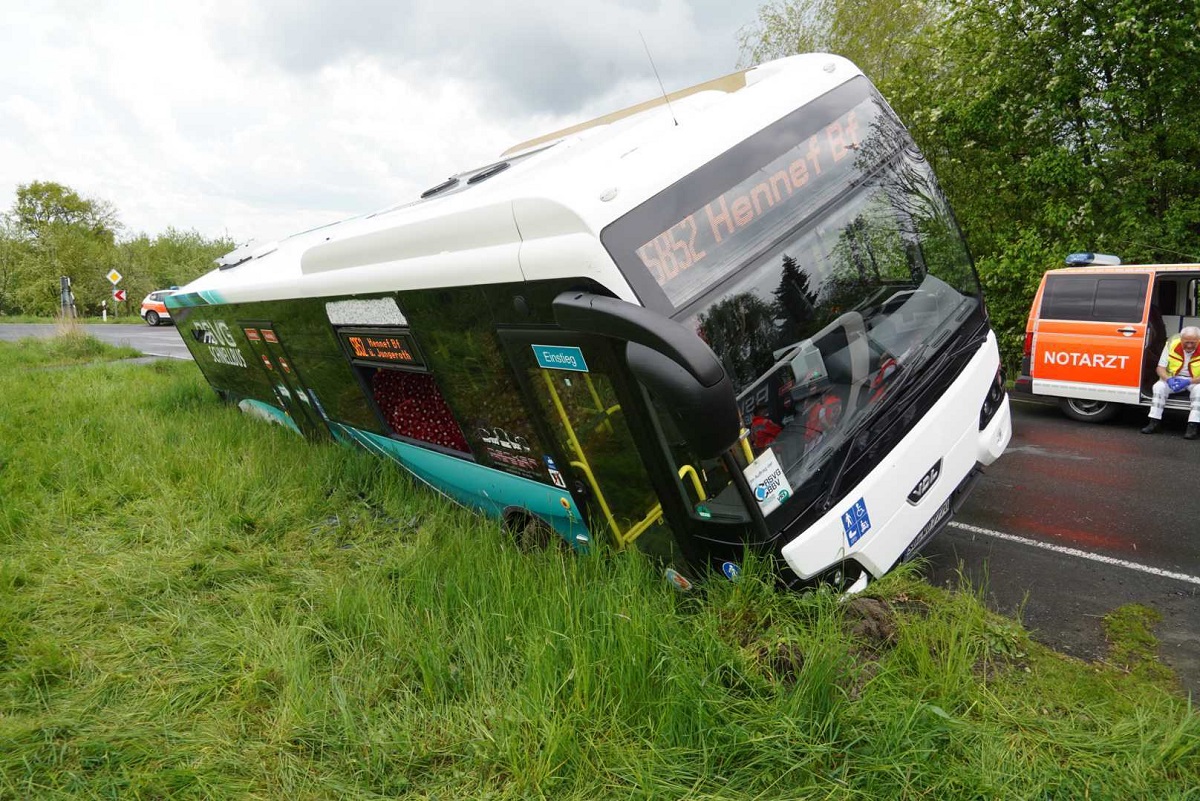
640 31 677 126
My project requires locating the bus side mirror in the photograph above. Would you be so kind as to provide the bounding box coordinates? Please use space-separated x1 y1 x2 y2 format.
552 291 741 460
552 291 725 387
625 342 740 460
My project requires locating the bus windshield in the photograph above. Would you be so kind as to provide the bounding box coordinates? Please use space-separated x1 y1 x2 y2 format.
603 76 982 518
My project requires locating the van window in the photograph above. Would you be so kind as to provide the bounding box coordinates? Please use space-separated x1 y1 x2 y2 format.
1040 274 1148 321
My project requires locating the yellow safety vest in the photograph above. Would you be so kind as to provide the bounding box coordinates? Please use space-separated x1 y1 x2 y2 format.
1165 336 1200 379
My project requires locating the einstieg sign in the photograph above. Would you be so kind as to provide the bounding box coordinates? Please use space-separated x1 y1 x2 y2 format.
532 344 589 372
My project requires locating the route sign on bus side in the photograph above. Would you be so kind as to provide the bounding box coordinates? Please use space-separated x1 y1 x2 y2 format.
106 269 123 285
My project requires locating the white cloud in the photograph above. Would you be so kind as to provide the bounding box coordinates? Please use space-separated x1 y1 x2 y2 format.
0 0 755 243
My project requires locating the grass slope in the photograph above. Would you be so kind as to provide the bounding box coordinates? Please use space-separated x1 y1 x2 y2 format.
0 335 1196 800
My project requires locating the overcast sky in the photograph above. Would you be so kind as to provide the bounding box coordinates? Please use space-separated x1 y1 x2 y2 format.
1 0 758 245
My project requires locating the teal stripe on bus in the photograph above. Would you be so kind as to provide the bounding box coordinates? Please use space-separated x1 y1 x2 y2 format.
333 424 591 548
164 290 224 310
237 398 301 435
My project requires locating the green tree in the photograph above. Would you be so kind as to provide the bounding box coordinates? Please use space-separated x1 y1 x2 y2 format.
12 181 121 246
933 0 1199 258
904 0 1200 370
773 254 820 343
738 0 940 88
2 182 123 315
697 292 780 388
0 218 24 314
117 229 234 314
1 182 232 317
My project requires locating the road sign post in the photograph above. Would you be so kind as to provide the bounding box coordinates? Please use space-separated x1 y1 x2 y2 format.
60 276 76 318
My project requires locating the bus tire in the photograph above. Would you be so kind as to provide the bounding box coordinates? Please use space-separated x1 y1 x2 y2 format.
503 509 563 553
1058 397 1117 423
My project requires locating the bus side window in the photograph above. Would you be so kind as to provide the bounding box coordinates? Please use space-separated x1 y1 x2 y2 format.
371 367 471 454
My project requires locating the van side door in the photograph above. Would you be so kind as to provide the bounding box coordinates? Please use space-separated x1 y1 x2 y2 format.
1031 272 1150 404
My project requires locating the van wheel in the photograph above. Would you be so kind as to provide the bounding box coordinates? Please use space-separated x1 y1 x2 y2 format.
1058 397 1118 423
145 311 160 326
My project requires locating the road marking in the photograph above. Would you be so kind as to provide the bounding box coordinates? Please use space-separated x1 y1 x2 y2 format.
948 521 1200 587
1005 444 1093 461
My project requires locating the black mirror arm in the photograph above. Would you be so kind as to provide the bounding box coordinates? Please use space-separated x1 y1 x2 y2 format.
551 291 725 387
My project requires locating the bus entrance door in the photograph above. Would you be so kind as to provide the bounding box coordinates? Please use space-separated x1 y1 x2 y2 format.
501 332 675 553
241 323 331 442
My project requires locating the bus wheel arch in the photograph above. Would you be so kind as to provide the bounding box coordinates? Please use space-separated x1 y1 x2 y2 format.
502 507 565 553
1057 397 1118 423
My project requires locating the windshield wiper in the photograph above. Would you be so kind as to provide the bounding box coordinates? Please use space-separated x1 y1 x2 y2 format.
818 299 985 512
820 326 989 512
819 413 877 512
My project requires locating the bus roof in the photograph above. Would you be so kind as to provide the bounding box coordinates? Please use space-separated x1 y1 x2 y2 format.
500 69 752 158
177 54 866 308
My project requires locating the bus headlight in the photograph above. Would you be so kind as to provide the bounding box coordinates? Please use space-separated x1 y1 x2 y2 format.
979 367 1006 429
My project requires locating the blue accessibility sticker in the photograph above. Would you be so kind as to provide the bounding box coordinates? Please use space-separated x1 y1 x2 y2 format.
532 344 589 372
842 497 873 547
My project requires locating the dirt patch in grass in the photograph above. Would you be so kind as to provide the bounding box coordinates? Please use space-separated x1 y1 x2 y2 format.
843 596 898 651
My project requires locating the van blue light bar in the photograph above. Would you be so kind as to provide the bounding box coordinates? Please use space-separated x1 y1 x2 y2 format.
1064 252 1122 266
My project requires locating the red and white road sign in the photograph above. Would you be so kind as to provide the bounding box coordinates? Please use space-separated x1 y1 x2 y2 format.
113 289 127 302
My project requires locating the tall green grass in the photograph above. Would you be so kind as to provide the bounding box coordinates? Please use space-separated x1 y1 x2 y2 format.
1 335 1196 799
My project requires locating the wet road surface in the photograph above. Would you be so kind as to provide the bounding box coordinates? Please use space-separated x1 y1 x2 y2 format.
924 397 1199 694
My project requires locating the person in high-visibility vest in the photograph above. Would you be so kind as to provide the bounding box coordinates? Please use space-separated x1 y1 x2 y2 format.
1142 326 1200 439
749 404 782 449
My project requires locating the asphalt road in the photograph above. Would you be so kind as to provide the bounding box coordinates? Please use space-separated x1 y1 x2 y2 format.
924 397 1200 693
4 323 1197 690
0 322 193 360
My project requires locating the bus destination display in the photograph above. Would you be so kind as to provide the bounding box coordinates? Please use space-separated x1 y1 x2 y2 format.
339 329 424 368
634 98 878 306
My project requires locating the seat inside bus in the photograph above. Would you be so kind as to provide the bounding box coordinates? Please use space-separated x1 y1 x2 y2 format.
371 368 471 453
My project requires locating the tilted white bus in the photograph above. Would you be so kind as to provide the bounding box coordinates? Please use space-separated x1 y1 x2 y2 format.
168 54 1011 591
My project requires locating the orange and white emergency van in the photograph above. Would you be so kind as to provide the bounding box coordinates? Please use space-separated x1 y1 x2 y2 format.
1014 254 1200 422
140 289 176 326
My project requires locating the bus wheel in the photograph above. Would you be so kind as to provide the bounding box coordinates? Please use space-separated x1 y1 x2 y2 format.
503 509 562 553
1058 397 1117 423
